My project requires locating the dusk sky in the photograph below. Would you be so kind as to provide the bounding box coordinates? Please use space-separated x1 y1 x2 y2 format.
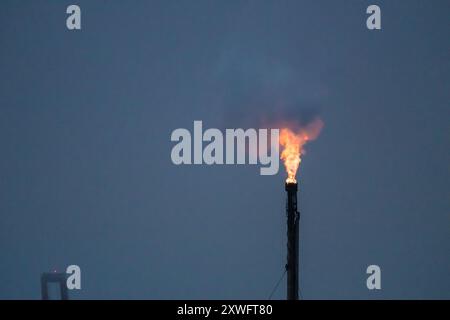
0 0 449 299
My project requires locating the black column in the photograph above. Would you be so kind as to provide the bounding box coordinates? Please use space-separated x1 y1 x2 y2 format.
285 182 299 300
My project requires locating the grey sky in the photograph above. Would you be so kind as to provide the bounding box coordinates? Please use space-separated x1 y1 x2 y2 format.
0 0 449 299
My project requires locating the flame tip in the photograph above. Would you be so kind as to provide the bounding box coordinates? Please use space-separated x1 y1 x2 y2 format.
279 119 323 182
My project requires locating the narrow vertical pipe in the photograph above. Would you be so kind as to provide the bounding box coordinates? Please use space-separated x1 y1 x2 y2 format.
285 182 299 300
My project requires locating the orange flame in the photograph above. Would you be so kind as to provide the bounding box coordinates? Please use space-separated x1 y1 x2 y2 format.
279 118 324 183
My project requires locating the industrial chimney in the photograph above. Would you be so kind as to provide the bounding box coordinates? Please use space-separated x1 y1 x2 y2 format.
280 119 323 300
285 182 299 300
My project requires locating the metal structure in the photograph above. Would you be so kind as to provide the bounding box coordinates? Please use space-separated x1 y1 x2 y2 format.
41 272 69 300
285 182 299 300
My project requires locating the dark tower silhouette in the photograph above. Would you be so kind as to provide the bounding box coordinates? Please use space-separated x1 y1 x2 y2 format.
285 182 299 300
41 272 69 300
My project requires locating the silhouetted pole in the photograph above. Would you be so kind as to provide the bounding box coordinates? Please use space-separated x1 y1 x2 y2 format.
285 182 299 300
